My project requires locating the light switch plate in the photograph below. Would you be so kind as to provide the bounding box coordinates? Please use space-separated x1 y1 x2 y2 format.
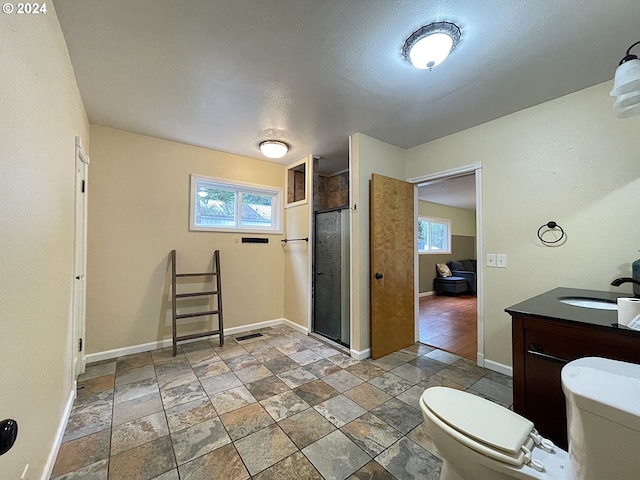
486 254 496 267
497 254 507 268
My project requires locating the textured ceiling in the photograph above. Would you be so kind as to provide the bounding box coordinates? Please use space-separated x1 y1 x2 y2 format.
54 0 639 174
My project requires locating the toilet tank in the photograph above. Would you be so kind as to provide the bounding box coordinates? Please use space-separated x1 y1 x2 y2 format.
561 357 640 480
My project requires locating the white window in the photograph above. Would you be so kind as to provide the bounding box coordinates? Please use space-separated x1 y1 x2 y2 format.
418 216 451 254
190 174 282 233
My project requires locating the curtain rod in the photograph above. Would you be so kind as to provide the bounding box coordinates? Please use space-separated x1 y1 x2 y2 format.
281 237 309 244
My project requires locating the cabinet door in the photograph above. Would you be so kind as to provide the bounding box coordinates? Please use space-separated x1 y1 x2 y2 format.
522 320 640 449
522 328 572 448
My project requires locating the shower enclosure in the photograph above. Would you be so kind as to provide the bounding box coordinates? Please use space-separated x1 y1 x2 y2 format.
313 207 350 346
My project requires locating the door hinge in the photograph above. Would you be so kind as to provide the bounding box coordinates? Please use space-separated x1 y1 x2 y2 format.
81 180 85 193
79 338 83 352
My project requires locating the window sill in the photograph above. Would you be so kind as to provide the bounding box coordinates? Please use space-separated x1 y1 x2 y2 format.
190 227 283 235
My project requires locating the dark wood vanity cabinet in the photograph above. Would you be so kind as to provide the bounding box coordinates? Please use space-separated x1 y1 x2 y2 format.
510 312 640 450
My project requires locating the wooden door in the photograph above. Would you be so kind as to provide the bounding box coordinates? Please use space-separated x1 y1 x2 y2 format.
370 174 415 358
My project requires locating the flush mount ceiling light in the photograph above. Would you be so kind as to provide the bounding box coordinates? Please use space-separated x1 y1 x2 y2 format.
259 140 289 159
402 21 461 70
610 40 640 118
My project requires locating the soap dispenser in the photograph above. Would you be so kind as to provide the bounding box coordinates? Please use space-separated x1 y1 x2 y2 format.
633 251 640 296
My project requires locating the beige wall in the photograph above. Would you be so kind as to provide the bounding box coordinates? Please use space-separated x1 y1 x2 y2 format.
418 201 476 237
0 7 89 478
350 133 407 354
284 157 312 328
87 126 286 353
406 81 640 367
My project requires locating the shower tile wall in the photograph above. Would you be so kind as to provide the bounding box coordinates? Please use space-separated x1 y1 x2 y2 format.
315 171 349 211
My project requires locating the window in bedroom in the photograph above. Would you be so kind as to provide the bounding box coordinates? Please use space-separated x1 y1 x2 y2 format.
190 174 282 233
418 216 451 254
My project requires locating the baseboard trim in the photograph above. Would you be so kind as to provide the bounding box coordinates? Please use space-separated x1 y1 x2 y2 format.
482 357 513 377
282 318 309 335
86 318 293 364
86 339 169 364
42 386 76 480
350 347 371 360
419 291 435 297
229 318 286 335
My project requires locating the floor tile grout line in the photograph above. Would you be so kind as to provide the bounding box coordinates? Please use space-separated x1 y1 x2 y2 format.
58 325 512 479
158 363 179 480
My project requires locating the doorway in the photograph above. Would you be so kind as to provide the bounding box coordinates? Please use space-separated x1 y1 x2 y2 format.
72 136 89 380
313 208 350 346
311 155 351 349
410 164 483 364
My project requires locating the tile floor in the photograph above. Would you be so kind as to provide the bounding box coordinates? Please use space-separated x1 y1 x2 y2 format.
51 325 512 480
419 294 477 360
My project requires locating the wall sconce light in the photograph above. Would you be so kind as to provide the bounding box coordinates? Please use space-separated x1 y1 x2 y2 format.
610 41 640 118
402 22 461 70
259 140 289 159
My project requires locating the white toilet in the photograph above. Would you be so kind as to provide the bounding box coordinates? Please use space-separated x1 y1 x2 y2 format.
419 357 640 480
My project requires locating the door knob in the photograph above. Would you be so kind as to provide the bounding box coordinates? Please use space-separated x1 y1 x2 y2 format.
375 272 383 280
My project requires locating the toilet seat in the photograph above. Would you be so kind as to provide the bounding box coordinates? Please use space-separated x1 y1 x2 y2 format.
421 387 554 472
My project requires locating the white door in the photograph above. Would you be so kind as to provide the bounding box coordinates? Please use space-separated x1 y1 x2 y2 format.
73 136 89 378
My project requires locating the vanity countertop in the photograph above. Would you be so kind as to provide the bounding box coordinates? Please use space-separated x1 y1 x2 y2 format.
505 287 639 334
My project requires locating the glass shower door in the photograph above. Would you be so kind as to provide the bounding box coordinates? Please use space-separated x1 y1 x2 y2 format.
314 208 349 345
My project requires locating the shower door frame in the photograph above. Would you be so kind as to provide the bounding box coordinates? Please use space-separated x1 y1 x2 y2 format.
312 206 350 347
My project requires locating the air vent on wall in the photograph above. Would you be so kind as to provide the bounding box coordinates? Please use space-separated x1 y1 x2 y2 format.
241 237 269 244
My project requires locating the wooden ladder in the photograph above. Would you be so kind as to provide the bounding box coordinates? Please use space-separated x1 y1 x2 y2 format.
170 250 224 356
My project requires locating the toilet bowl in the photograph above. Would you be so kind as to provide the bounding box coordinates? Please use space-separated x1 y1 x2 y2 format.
420 387 570 480
420 357 640 480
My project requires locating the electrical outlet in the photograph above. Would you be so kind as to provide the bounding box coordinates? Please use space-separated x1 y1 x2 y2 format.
486 253 496 267
497 254 507 268
20 464 29 480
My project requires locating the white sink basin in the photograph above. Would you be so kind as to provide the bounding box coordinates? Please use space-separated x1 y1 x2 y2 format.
558 297 617 310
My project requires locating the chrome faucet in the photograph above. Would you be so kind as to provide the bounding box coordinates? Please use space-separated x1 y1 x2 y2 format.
611 277 640 297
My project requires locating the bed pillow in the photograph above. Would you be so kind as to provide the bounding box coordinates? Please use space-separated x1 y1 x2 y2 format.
437 263 452 277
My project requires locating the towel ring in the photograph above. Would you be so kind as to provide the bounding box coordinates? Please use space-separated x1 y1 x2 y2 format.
537 221 565 245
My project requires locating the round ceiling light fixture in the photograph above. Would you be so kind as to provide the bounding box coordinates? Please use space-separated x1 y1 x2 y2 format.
259 140 289 159
402 21 461 70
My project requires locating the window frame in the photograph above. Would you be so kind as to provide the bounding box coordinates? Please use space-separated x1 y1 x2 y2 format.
189 174 283 234
418 215 452 254
285 157 309 208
